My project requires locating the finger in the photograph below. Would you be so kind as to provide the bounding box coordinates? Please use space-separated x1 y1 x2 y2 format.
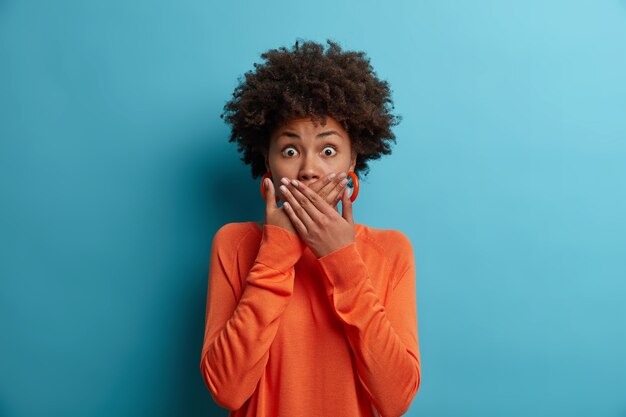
307 172 335 194
341 187 354 224
318 172 344 202
265 178 278 211
279 182 316 228
282 203 308 235
324 171 346 192
316 172 338 196
290 179 338 219
327 176 349 205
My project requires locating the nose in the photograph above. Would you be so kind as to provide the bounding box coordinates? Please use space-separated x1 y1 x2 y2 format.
297 154 321 183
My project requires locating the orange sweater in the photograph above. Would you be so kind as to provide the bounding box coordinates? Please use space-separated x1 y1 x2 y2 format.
200 222 421 417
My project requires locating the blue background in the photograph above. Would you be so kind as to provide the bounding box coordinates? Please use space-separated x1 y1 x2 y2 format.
1 1 625 416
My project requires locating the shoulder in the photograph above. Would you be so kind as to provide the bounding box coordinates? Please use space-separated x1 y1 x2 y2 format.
357 224 413 252
211 221 260 253
356 224 415 274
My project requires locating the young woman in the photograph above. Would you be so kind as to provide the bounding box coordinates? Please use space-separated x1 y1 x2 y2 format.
200 40 421 417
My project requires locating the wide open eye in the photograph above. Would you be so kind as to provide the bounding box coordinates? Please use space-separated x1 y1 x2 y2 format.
322 146 337 157
281 146 299 157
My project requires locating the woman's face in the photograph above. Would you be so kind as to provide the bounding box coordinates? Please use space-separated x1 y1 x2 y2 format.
265 116 357 201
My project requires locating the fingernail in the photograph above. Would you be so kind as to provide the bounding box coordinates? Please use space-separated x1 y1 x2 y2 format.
340 178 348 186
280 177 290 185
291 179 299 187
280 185 288 193
338 172 347 180
328 173 336 180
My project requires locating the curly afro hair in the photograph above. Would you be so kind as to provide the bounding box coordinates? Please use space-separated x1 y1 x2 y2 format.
221 39 401 179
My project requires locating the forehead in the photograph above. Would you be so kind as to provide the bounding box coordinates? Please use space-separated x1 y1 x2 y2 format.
271 116 349 139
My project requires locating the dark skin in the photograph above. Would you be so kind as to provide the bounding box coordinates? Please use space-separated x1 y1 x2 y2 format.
281 177 356 258
259 116 358 258
261 172 347 231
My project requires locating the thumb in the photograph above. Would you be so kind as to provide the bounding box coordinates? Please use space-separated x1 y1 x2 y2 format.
265 178 278 211
341 187 354 224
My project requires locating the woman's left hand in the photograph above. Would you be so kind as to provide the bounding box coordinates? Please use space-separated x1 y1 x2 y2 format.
279 177 355 258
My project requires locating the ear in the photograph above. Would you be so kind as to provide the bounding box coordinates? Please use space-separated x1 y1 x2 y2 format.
348 151 357 173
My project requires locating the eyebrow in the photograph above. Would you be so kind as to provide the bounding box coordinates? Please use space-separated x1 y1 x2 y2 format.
277 130 343 139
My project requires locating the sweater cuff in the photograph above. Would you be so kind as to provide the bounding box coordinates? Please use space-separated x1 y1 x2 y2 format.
254 224 306 273
316 242 367 293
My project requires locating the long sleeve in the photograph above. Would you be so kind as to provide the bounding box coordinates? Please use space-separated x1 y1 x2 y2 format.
200 224 306 411
315 232 421 417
